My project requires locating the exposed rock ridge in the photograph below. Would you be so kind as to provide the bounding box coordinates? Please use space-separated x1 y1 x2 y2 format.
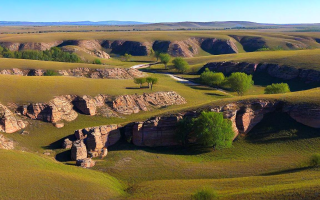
0 68 145 79
0 134 14 149
0 41 63 51
201 62 320 83
0 103 27 133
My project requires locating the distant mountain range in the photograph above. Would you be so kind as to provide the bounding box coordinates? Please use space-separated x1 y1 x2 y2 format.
0 21 150 26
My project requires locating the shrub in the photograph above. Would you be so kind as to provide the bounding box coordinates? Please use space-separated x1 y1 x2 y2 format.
93 58 102 64
264 83 290 94
226 72 254 95
44 70 59 76
146 77 158 90
200 69 225 86
193 112 234 149
172 57 189 73
191 188 218 200
176 117 194 146
309 154 320 167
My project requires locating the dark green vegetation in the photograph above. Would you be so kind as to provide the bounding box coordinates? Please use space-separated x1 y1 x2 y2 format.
193 112 234 149
310 154 320 167
226 72 254 95
191 188 218 200
0 46 81 63
200 69 225 86
265 83 291 94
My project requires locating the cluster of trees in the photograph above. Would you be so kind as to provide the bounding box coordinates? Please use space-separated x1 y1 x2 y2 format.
121 53 132 62
0 46 81 63
154 51 190 73
176 112 234 149
134 77 158 90
201 70 254 95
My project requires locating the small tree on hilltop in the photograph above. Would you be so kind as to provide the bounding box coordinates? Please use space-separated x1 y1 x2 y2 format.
226 72 254 96
172 57 189 74
159 53 171 69
264 83 291 94
200 68 225 87
134 78 146 88
146 77 158 90
193 111 234 149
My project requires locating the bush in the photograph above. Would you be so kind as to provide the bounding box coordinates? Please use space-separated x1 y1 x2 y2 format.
193 112 234 149
172 57 189 73
309 154 320 167
191 188 218 200
134 78 146 88
226 72 254 95
44 70 59 76
146 77 158 90
264 83 290 94
93 58 102 64
200 69 225 86
159 53 171 69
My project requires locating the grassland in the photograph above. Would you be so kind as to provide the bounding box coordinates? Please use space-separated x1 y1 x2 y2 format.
0 150 125 200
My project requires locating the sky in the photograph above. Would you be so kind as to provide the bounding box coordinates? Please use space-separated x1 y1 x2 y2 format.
0 0 319 24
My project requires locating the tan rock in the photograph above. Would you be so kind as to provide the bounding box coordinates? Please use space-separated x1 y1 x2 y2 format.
62 138 72 149
0 134 14 150
71 140 87 161
285 104 320 128
76 158 95 168
0 104 27 133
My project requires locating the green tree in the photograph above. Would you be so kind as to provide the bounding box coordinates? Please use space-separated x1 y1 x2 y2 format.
146 77 158 90
176 118 194 146
123 53 132 62
159 53 171 69
44 70 59 76
172 57 189 73
0 45 4 55
200 69 225 86
134 78 146 88
154 51 161 62
264 83 290 94
93 58 102 64
226 72 254 96
193 112 234 149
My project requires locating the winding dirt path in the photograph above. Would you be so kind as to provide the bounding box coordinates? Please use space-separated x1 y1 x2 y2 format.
131 63 230 94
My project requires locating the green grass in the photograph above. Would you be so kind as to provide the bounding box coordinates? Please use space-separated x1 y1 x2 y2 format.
0 150 125 200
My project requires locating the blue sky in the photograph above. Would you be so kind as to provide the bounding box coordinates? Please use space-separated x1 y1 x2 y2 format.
0 0 319 24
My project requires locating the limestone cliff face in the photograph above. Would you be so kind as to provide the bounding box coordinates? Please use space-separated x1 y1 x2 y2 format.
0 68 145 79
200 38 238 55
0 104 27 133
0 41 63 51
201 62 320 84
112 92 187 115
284 104 320 128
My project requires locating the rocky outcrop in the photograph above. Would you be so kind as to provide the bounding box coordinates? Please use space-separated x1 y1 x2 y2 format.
200 38 238 55
130 116 182 147
62 138 73 149
0 41 63 51
76 158 95 168
230 36 267 52
284 104 320 128
71 140 87 161
153 38 200 57
24 96 78 123
111 41 152 56
0 67 145 79
201 62 320 84
0 104 26 133
72 125 120 158
113 91 187 115
0 134 14 150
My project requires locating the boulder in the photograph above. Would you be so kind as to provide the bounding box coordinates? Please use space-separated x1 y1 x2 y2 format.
73 95 97 116
0 104 27 133
71 140 87 161
0 134 14 150
62 138 73 149
76 158 95 168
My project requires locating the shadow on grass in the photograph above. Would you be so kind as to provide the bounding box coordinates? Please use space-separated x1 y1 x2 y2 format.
126 86 149 90
56 150 72 162
261 166 313 176
245 112 320 144
42 134 76 150
205 93 226 97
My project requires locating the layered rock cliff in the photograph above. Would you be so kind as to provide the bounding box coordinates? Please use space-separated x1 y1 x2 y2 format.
0 68 145 79
0 104 27 133
201 62 320 84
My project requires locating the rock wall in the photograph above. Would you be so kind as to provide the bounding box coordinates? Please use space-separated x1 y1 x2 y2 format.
111 41 152 56
0 104 27 133
0 41 63 51
0 68 145 79
200 38 238 55
201 62 320 84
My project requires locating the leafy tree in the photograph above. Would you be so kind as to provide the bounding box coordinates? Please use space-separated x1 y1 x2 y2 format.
176 117 194 146
123 53 132 62
226 72 254 96
134 78 146 88
44 70 59 76
200 68 225 86
146 77 158 90
193 112 234 149
172 57 189 73
154 51 161 62
93 58 102 64
264 83 290 94
0 46 3 55
159 53 171 69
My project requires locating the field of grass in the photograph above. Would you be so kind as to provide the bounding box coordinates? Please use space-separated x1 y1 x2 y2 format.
0 150 125 200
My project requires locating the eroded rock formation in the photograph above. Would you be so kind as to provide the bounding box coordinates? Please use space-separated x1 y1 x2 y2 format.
71 140 87 161
0 134 14 150
0 104 27 133
202 62 320 84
